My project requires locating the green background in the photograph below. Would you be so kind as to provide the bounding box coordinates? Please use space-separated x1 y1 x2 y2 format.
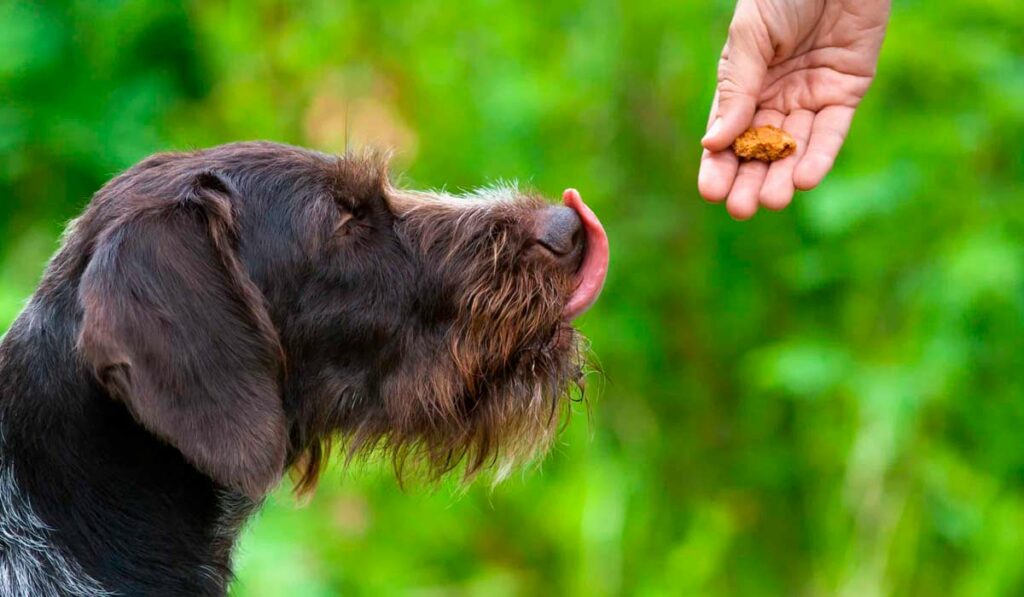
2 1 1022 595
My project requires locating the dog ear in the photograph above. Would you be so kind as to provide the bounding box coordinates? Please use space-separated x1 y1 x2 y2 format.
77 171 287 499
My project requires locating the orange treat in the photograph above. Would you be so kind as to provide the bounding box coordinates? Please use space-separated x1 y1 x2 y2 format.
732 125 797 162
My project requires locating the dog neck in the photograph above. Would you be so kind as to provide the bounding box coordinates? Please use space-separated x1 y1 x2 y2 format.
0 292 258 597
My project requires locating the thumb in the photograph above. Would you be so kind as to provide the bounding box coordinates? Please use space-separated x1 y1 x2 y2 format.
702 22 769 152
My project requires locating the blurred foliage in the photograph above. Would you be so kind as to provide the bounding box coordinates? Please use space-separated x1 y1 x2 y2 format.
2 0 1023 595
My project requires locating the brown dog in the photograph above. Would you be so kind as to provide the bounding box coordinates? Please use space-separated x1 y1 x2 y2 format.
0 141 608 596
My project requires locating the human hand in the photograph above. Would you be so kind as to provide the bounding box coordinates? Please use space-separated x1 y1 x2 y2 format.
698 0 891 219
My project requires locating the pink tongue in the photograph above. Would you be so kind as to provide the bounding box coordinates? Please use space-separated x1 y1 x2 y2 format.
562 189 609 319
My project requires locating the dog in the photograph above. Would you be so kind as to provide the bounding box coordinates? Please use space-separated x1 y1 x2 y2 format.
0 141 608 595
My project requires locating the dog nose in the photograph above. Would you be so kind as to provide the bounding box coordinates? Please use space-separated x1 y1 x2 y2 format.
535 206 585 268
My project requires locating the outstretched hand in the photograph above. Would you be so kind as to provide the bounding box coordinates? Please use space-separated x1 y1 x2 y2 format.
699 0 891 219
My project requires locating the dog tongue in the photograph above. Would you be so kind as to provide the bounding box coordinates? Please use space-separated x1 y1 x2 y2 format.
562 189 609 320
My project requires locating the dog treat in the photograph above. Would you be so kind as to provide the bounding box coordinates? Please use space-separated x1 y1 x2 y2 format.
732 125 797 162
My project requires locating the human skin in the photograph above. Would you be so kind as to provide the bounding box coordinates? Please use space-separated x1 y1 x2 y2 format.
698 0 891 220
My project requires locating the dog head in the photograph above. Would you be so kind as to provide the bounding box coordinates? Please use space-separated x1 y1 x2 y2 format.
72 142 608 498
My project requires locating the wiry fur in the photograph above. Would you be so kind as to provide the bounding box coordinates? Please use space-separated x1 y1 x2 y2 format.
0 141 589 595
334 185 584 486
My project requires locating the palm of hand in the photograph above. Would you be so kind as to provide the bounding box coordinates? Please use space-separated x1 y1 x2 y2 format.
761 0 886 112
699 0 890 219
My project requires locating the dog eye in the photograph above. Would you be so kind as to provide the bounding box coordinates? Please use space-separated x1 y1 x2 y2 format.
337 210 355 230
336 202 367 233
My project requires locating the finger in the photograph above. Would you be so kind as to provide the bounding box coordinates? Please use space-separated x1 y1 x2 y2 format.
727 109 784 220
699 148 739 202
794 106 855 190
698 91 739 201
726 161 767 220
759 110 814 210
702 16 770 152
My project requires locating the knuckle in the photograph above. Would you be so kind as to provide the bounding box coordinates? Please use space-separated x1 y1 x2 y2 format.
715 61 748 95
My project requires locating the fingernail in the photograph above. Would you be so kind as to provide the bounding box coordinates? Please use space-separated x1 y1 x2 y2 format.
703 118 722 144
